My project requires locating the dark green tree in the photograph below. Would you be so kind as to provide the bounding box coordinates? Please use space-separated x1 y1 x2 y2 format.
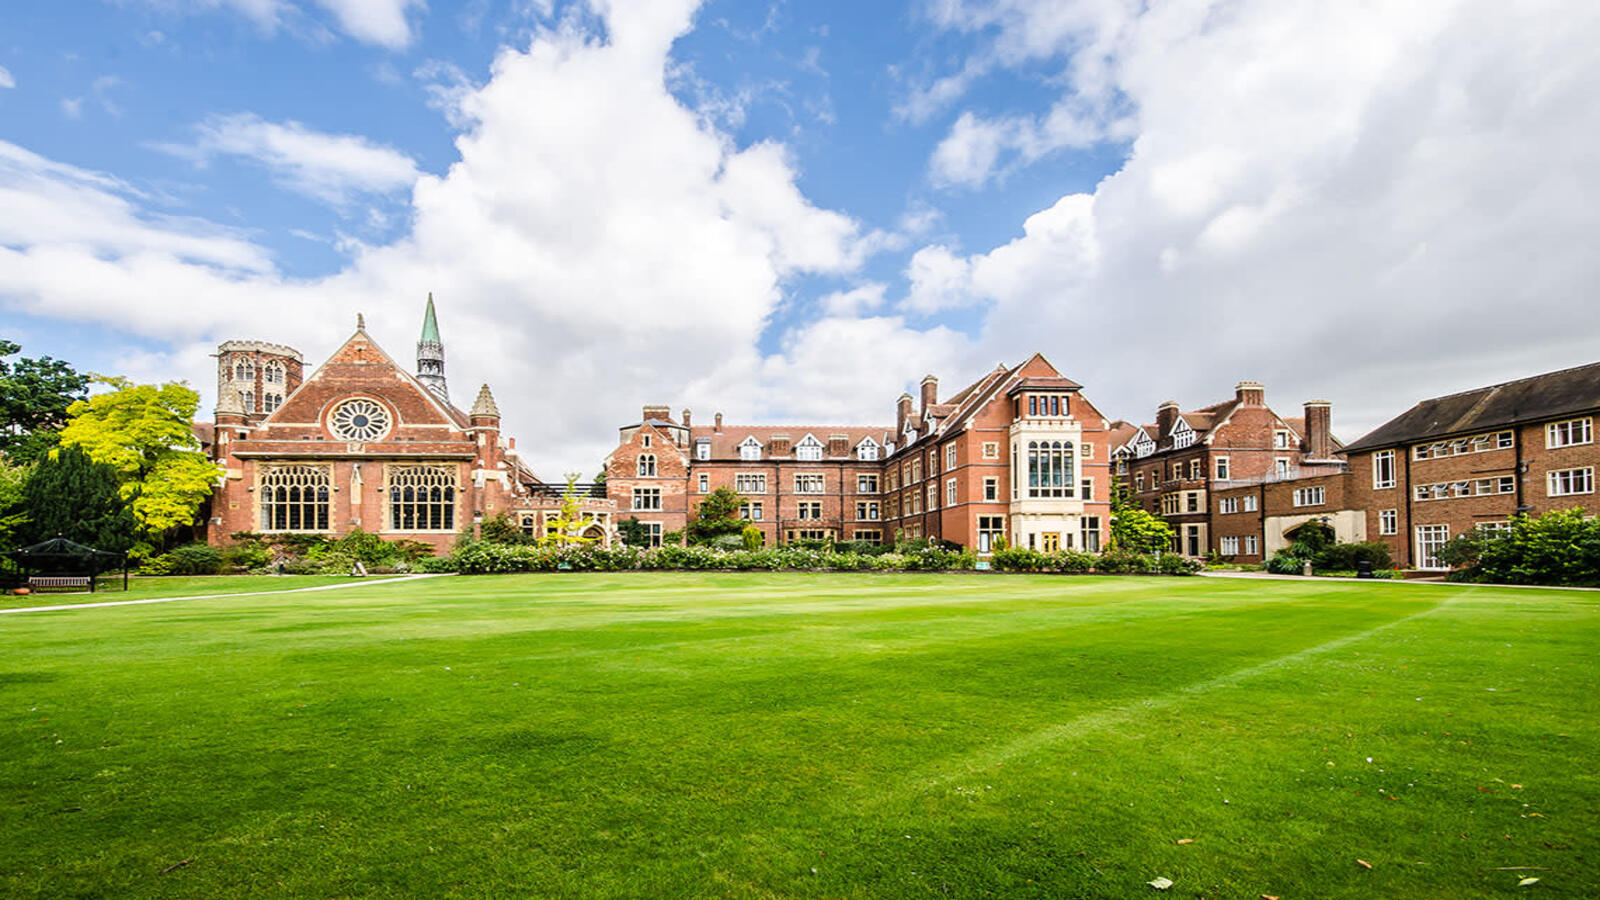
16 445 137 553
0 339 91 464
616 516 649 547
684 486 746 545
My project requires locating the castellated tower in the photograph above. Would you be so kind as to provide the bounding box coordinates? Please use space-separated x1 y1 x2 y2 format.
216 340 303 420
416 293 448 400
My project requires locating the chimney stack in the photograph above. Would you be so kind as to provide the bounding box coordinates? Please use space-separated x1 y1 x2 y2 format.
1304 400 1333 460
920 375 939 415
682 409 691 428
1156 401 1180 447
714 412 723 433
897 392 914 435
1235 381 1264 406
642 404 671 423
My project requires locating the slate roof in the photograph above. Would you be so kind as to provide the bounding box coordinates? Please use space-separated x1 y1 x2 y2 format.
683 424 895 461
1342 360 1600 453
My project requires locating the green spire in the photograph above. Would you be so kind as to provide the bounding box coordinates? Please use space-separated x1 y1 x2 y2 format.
420 293 441 344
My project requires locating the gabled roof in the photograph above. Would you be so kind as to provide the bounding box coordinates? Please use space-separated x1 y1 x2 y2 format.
268 323 469 429
687 424 895 460
1342 360 1600 453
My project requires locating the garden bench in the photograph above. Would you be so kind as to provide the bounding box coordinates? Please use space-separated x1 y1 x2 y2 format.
28 575 93 592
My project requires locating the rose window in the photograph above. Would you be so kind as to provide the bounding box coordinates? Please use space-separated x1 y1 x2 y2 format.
329 398 391 442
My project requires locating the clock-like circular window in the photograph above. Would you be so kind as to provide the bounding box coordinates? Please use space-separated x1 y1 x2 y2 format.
328 398 392 442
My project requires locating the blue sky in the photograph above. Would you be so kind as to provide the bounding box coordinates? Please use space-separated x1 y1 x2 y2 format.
3 0 1598 473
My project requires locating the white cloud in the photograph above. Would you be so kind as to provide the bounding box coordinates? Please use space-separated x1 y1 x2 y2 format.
1 0 922 475
819 283 887 316
159 113 421 206
913 0 1600 440
0 65 15 90
311 0 423 49
123 0 420 48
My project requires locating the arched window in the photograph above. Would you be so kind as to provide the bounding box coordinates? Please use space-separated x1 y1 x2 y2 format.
637 454 657 476
1026 441 1075 498
235 358 254 381
387 465 457 531
259 465 331 532
264 361 285 384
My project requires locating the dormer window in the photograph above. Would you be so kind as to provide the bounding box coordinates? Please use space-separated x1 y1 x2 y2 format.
739 436 762 461
1134 432 1156 459
695 439 710 461
1171 420 1195 449
856 438 880 461
796 435 823 461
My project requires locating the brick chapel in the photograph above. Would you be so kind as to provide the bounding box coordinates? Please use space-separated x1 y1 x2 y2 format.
195 298 615 551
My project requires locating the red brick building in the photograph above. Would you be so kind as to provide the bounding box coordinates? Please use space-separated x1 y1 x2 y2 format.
604 354 1115 551
1110 382 1345 557
197 301 614 552
1332 361 1600 569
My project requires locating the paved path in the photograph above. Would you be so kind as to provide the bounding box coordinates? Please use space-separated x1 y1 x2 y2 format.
0 574 451 616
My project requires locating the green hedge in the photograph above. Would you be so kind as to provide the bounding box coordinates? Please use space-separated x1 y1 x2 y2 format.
435 540 1198 576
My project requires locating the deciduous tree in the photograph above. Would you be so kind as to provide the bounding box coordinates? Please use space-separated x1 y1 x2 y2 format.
57 377 221 542
0 339 90 464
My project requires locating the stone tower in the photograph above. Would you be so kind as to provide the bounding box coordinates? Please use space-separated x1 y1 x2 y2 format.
216 339 303 420
416 293 448 399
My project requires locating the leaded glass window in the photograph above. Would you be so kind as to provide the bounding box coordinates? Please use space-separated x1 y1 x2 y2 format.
260 464 331 532
330 398 392 442
1026 440 1075 498
388 465 457 530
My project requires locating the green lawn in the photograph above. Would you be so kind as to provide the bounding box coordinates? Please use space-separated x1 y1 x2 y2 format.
0 574 370 609
2 574 1595 898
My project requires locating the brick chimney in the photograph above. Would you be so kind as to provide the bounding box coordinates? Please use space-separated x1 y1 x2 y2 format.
1235 381 1264 406
1304 400 1333 460
714 412 723 433
681 409 691 428
1155 401 1180 447
920 375 938 415
642 404 672 423
770 434 791 456
829 434 849 457
896 392 914 435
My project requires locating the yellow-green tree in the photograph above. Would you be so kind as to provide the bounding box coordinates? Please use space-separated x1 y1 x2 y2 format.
58 377 221 544
539 474 602 548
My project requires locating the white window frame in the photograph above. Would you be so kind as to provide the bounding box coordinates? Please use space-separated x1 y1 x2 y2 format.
945 477 957 506
1415 524 1450 570
796 435 824 461
1548 467 1594 497
945 444 957 471
738 436 762 461
734 473 767 494
795 474 825 494
695 440 711 461
1219 497 1238 514
1373 450 1396 489
1220 536 1239 556
1243 535 1259 555
1214 456 1230 480
983 477 998 501
1243 494 1258 512
1547 418 1593 449
698 473 709 493
855 438 880 461
1379 508 1398 535
1292 486 1326 507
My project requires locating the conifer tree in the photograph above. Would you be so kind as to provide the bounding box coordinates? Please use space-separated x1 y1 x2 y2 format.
16 445 137 552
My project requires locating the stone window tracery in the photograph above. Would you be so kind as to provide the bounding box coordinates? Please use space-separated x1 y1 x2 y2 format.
260 464 331 532
329 398 392 442
387 465 457 530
